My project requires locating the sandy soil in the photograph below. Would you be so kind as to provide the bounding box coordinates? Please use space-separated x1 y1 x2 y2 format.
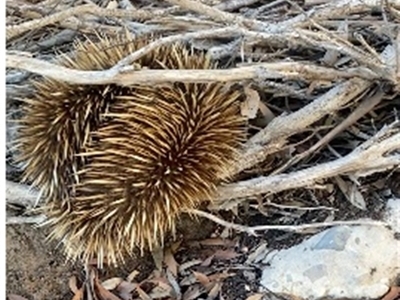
6 225 75 300
6 216 217 300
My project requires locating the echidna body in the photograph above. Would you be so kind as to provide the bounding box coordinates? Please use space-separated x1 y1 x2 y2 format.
16 34 246 266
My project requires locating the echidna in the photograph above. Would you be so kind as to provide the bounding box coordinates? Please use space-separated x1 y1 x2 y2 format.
15 33 246 266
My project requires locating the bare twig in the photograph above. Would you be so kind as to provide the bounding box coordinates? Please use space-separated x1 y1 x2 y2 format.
190 209 388 235
275 0 400 33
111 26 242 68
256 203 338 211
270 85 386 175
295 28 396 82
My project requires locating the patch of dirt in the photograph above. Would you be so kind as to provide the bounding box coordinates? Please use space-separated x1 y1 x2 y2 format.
6 225 75 300
6 216 218 300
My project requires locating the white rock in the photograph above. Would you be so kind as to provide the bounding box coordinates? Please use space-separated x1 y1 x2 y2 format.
385 198 400 233
260 225 400 299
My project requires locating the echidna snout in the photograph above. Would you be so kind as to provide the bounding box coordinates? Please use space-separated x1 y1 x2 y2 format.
16 33 247 266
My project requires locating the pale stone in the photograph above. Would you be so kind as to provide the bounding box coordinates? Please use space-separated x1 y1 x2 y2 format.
385 198 400 233
260 224 400 299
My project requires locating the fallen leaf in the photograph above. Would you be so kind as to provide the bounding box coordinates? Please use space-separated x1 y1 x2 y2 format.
145 273 170 286
182 285 205 300
246 293 264 300
164 248 179 277
179 272 201 286
246 243 268 264
201 254 214 267
349 183 367 210
178 259 203 273
372 178 386 189
214 249 240 260
136 286 152 300
170 240 182 253
335 176 366 210
8 295 29 300
115 281 137 300
69 276 80 294
219 227 232 239
148 280 175 299
241 87 260 119
381 286 400 300
68 276 85 300
102 277 123 290
164 268 181 299
207 282 222 299
106 0 118 9
127 270 140 282
208 272 236 282
94 276 122 300
258 101 275 123
193 271 210 286
151 247 164 271
71 289 84 300
198 238 235 247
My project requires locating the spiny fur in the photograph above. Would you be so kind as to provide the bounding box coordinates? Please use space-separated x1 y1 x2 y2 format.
15 33 246 267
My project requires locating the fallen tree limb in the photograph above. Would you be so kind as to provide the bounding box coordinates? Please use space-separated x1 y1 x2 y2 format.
191 209 388 235
165 0 266 30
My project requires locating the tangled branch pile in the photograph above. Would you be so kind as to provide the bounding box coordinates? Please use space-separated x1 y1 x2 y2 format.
6 0 400 238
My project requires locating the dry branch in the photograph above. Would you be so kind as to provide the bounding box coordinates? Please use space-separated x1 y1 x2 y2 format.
230 44 397 176
191 209 388 235
214 123 400 209
6 4 165 41
165 0 266 30
7 52 382 85
273 0 400 33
